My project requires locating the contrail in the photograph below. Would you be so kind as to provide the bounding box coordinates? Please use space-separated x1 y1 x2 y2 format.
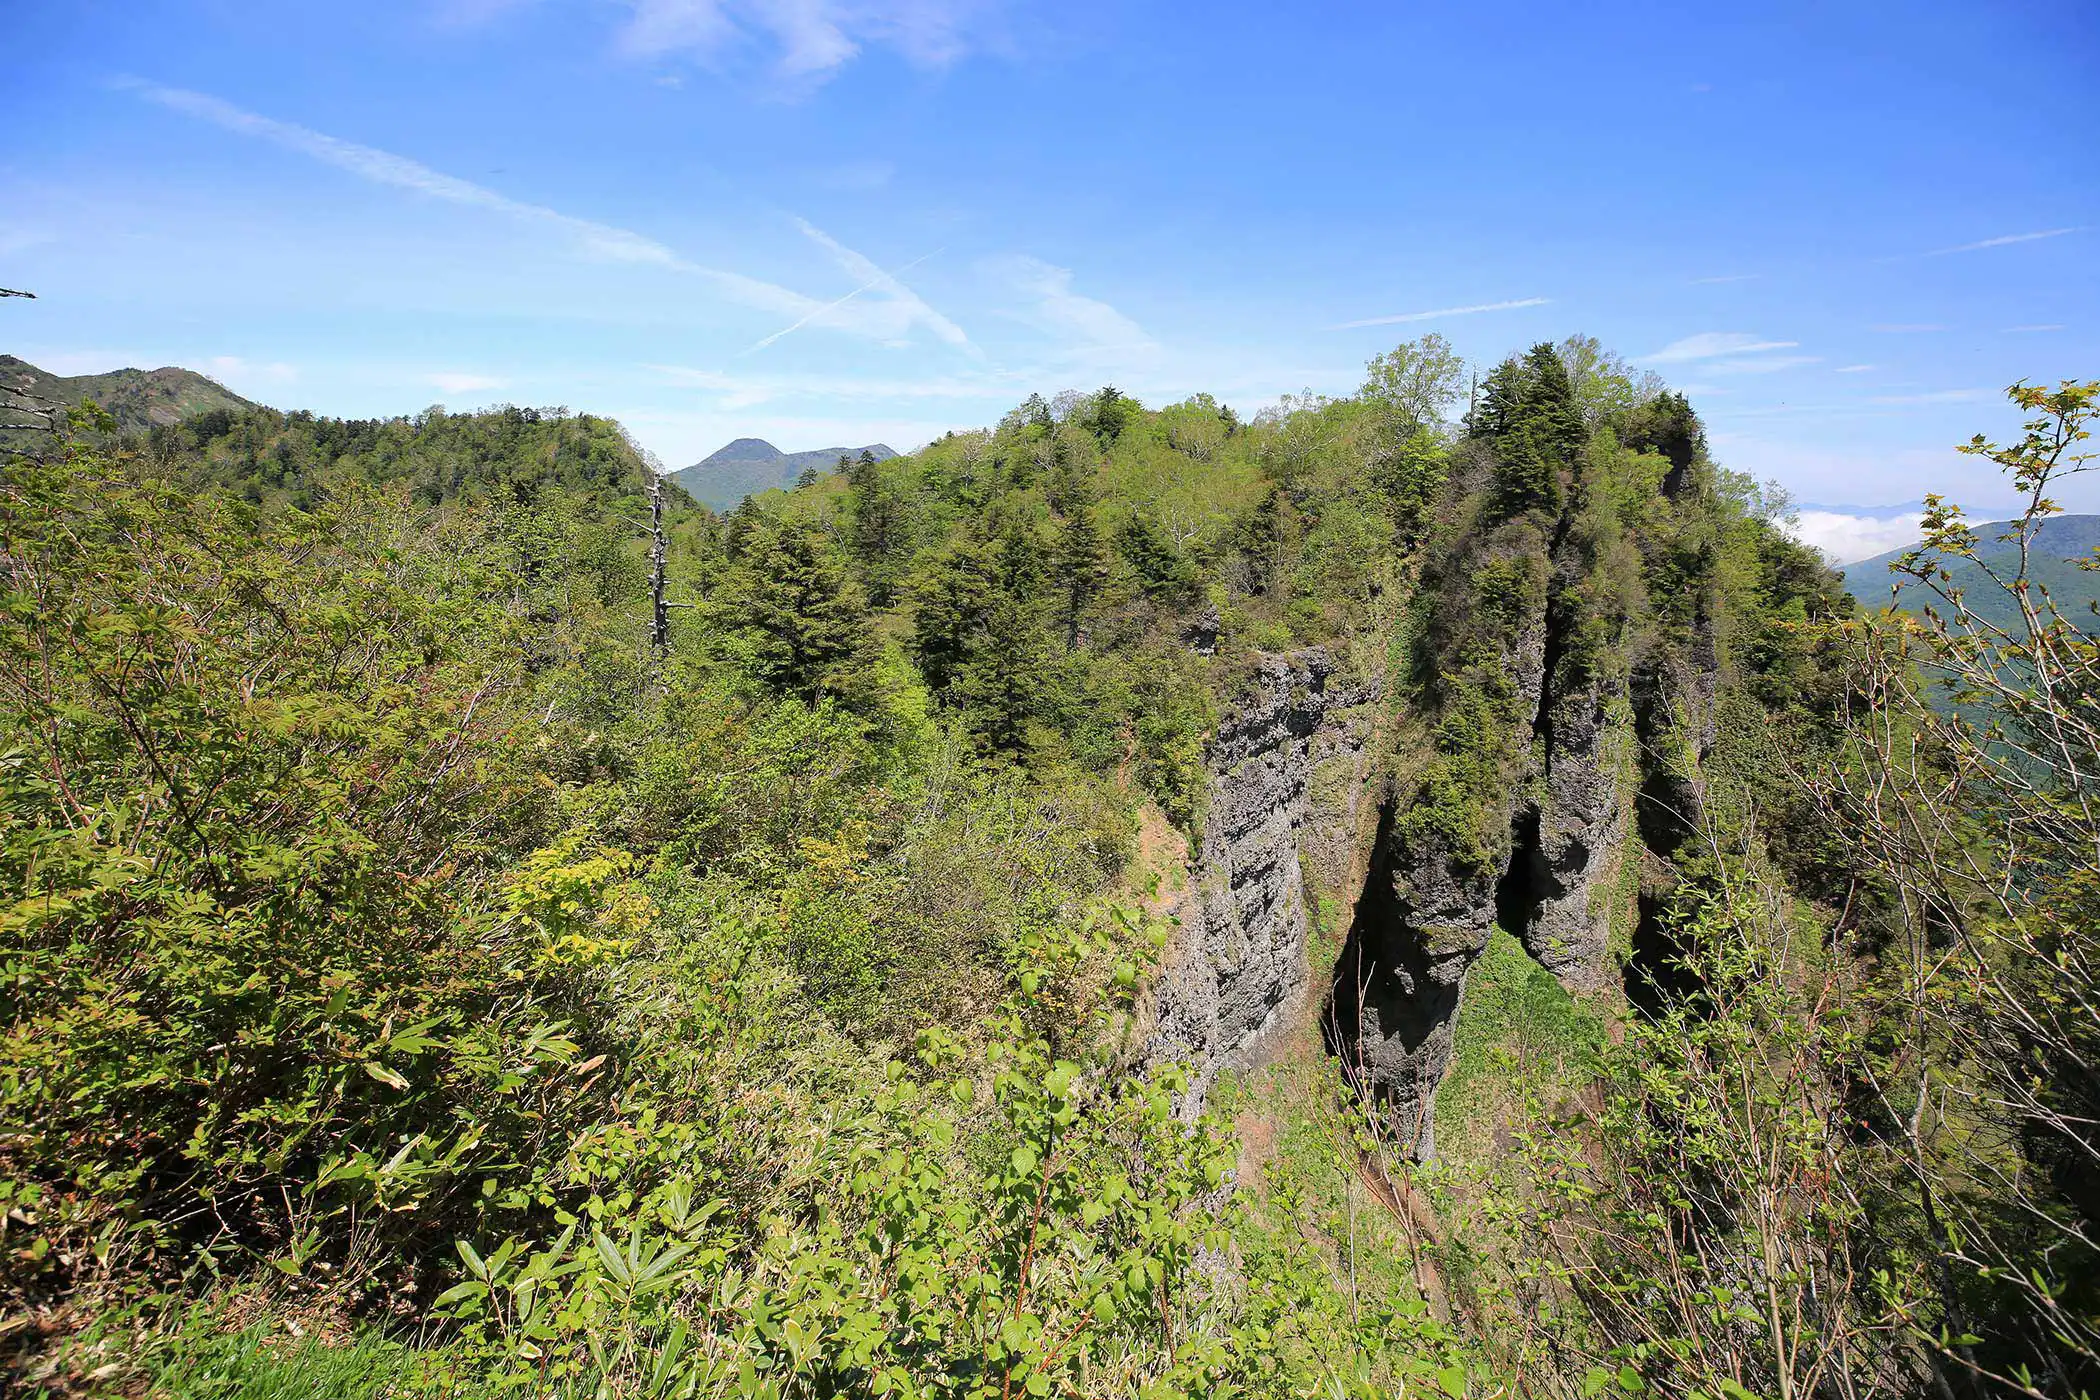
740 249 943 356
1331 296 1549 330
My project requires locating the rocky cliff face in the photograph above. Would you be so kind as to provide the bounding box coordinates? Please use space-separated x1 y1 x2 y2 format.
1144 648 1382 1107
1327 590 1642 1158
1326 432 1721 1159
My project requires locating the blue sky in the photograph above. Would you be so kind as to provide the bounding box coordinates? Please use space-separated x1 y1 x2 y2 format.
5 0 2095 557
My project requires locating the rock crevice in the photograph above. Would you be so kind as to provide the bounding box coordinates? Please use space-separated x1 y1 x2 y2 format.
1324 445 1719 1156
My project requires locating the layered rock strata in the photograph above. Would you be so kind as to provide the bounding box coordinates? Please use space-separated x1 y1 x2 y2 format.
1144 648 1382 1107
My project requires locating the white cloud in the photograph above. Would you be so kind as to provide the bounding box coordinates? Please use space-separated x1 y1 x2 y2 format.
1925 227 2084 256
2003 324 2065 333
613 0 991 82
1835 364 1876 373
1639 332 1798 364
1786 510 1925 566
1331 296 1549 330
127 82 975 352
987 254 1155 353
429 371 506 394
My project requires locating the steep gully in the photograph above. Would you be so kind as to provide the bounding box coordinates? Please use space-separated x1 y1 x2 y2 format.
1146 515 1714 1155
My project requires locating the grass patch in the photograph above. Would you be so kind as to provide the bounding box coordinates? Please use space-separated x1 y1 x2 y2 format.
131 1326 412 1400
1434 927 1608 1164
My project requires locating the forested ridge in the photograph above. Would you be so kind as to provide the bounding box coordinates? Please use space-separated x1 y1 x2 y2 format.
2 342 2096 1400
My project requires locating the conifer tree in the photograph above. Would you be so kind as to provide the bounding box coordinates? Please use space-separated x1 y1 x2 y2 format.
1473 342 1582 517
907 534 1002 691
847 449 905 602
1117 507 1195 601
951 590 1047 752
713 519 869 698
1054 499 1107 648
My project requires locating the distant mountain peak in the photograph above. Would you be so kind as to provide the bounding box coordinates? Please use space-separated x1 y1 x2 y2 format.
670 439 898 510
707 437 785 462
2 353 257 439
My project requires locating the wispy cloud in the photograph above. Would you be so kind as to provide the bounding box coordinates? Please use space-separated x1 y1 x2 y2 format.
124 81 824 310
614 0 991 82
740 238 955 355
1835 364 1876 373
1330 296 1549 330
1638 332 1798 364
429 371 506 394
1925 227 2084 256
123 81 966 351
2003 323 2065 333
987 255 1156 353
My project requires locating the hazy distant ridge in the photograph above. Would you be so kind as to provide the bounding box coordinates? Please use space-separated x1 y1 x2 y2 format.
1841 514 2100 627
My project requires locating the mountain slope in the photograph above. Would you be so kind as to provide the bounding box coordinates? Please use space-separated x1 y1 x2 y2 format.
1842 513 2100 627
669 437 896 510
0 353 257 436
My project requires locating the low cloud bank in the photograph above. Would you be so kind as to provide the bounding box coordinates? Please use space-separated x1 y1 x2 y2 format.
1785 510 1925 566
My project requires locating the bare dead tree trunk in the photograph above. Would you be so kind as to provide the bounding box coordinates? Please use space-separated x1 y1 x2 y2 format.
647 467 670 655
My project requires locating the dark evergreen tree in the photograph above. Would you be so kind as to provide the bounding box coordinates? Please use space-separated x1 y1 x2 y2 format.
996 515 1045 597
1473 343 1581 518
907 535 1002 691
1236 483 1302 597
1054 502 1108 648
1117 508 1196 602
847 450 906 603
950 591 1048 753
713 520 868 698
1083 386 1142 444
